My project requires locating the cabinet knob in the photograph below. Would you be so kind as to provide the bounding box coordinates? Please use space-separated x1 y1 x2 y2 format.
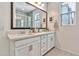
51 38 53 40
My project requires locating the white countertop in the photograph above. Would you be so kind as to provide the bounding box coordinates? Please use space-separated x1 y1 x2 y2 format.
8 31 55 41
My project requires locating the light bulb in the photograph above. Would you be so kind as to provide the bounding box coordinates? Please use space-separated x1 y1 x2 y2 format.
41 3 44 7
37 2 41 5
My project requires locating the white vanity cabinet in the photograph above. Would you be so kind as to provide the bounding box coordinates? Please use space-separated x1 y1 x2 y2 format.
9 32 55 56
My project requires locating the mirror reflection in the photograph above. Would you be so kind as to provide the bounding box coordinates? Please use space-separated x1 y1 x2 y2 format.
12 2 47 29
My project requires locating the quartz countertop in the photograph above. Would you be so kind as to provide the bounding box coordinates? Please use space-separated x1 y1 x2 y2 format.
8 31 55 41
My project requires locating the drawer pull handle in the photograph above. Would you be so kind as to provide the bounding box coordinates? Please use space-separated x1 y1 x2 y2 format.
28 45 32 51
43 42 45 44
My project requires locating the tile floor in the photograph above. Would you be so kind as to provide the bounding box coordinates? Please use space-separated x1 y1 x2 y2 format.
45 48 76 56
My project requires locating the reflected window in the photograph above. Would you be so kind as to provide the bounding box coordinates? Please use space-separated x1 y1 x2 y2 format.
60 2 76 25
34 13 41 28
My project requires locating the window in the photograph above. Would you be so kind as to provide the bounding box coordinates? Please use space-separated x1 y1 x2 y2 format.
60 2 76 25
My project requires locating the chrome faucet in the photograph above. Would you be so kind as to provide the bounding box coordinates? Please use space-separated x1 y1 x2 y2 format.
31 28 35 33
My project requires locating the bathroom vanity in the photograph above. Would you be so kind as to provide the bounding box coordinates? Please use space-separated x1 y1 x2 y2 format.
8 32 55 56
9 2 55 56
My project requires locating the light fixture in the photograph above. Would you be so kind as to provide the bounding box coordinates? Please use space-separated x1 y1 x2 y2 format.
37 2 41 5
41 3 44 7
35 2 44 7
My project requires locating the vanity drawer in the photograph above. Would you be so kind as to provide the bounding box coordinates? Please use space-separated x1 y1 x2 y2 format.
41 35 47 40
15 37 40 47
41 38 47 49
48 33 54 38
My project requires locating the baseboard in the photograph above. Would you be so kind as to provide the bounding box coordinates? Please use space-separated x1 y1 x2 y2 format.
57 47 79 56
43 47 55 56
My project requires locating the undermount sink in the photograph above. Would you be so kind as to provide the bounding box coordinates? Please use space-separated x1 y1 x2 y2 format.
8 31 48 38
15 32 43 37
8 31 53 40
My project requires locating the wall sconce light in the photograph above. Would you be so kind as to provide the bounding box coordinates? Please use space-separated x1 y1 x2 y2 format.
41 3 44 7
49 17 53 22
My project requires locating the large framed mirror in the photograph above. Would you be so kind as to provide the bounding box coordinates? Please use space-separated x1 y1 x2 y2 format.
11 2 47 29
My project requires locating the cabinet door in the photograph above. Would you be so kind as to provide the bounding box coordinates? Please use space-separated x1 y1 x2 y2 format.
15 37 40 56
51 36 54 48
47 34 55 51
48 37 53 50
27 40 40 56
15 43 36 56
15 45 29 56
27 42 36 56
48 37 51 50
34 40 40 56
41 35 47 55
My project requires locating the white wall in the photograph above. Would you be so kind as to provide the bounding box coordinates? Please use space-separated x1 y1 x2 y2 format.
47 2 59 31
56 2 79 55
48 2 79 55
0 2 10 55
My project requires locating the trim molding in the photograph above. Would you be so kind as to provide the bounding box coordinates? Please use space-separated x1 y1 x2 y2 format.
56 47 79 56
43 47 55 56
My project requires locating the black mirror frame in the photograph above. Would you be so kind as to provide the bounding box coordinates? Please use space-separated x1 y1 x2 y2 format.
11 2 48 30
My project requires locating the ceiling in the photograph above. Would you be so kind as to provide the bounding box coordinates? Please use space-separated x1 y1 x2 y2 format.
15 2 36 13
